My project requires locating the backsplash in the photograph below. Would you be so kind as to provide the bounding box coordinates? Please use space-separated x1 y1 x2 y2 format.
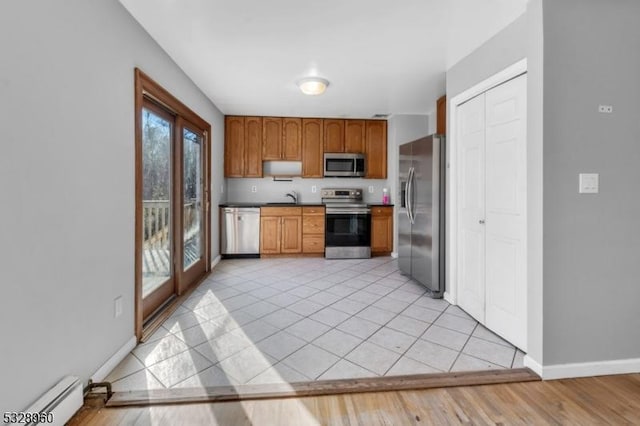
225 177 392 204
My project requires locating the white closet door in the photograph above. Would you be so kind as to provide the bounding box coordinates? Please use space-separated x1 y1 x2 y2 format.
456 93 486 322
484 74 527 350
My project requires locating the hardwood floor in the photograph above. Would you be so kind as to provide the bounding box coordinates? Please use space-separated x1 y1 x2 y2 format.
70 373 640 425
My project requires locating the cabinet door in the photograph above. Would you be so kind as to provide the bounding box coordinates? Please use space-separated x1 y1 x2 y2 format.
262 117 282 160
302 119 323 178
282 118 302 160
371 207 393 254
344 120 365 153
260 216 281 254
323 119 345 152
303 236 325 254
365 120 387 179
244 116 263 177
224 116 245 177
303 214 324 234
281 216 302 253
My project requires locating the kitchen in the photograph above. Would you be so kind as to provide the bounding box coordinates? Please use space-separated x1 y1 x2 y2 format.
95 0 532 399
104 101 526 395
5 0 640 420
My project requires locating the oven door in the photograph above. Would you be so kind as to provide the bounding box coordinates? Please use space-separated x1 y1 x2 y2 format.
325 211 371 247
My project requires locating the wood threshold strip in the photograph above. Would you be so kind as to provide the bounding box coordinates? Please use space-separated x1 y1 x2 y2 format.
106 367 539 407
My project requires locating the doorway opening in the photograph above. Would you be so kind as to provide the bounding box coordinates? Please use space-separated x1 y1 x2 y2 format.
135 69 211 340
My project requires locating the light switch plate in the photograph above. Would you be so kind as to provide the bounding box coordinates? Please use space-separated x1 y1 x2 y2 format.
368 186 374 193
579 173 599 194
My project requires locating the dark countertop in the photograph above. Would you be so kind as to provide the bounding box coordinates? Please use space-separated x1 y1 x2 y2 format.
219 202 324 208
219 202 394 208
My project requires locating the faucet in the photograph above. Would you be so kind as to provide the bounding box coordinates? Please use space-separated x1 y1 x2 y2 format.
286 190 298 204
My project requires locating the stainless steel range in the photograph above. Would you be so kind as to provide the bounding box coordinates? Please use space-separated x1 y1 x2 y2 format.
322 188 371 259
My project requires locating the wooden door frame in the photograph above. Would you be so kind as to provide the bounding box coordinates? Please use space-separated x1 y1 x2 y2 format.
135 69 211 341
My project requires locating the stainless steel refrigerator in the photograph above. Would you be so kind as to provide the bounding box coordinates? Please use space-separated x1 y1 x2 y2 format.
398 135 445 298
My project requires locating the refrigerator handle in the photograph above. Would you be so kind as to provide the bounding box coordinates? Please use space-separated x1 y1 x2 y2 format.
404 173 411 221
407 167 416 225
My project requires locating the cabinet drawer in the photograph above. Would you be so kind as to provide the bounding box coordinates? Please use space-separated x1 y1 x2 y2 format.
371 206 393 216
303 215 325 234
261 207 302 216
303 235 325 253
302 206 325 215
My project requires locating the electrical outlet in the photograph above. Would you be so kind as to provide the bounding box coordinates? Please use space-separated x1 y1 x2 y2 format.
220 184 224 194
251 185 257 193
598 105 613 113
114 296 123 318
368 186 374 193
311 185 317 193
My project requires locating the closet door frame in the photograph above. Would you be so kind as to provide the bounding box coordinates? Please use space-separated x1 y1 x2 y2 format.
447 59 529 345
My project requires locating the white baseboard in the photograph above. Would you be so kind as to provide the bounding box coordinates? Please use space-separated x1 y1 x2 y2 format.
524 355 640 380
541 357 640 380
523 355 543 377
211 255 221 269
443 291 455 305
91 335 137 383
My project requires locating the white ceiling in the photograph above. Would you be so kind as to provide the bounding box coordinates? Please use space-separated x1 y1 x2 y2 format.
120 0 526 118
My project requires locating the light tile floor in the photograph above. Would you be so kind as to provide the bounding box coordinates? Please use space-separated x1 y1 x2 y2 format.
107 257 526 391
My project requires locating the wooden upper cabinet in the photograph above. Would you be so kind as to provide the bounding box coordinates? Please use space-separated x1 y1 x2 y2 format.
244 117 263 177
262 117 282 160
437 95 447 135
224 116 245 177
302 118 323 178
323 119 345 152
345 120 365 153
282 118 302 160
365 120 387 179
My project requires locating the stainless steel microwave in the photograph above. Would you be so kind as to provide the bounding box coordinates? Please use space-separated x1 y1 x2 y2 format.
324 153 366 177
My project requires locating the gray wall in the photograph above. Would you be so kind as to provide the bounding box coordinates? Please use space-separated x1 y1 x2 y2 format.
542 0 640 365
0 0 224 412
446 14 527 99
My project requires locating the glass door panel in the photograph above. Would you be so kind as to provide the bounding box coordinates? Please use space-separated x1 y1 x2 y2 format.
141 104 176 320
182 128 203 270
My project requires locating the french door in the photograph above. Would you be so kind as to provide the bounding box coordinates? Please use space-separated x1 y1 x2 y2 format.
136 69 210 337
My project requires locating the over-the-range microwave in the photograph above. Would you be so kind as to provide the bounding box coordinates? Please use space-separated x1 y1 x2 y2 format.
324 153 366 177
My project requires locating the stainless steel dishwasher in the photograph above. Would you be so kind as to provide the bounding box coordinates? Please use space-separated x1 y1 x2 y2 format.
221 207 260 258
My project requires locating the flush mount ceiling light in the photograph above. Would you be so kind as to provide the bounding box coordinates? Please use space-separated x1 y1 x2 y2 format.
297 77 329 96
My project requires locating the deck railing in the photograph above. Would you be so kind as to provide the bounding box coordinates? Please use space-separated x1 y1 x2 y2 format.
143 200 199 248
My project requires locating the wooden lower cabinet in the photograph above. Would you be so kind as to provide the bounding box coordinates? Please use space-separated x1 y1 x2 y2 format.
371 206 393 255
260 216 281 254
302 206 325 254
281 216 302 253
260 207 302 255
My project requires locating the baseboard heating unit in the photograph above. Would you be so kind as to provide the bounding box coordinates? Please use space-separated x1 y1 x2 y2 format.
12 376 83 426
